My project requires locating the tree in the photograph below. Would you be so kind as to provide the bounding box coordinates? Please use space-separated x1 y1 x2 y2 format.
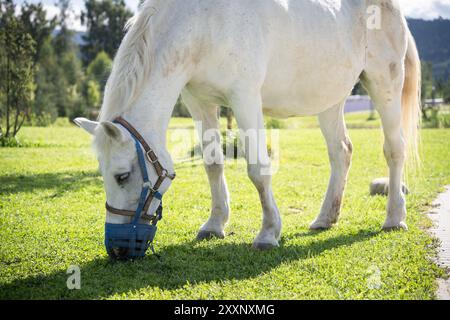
0 1 36 143
86 51 112 92
53 1 85 118
81 0 133 64
53 0 76 56
33 37 59 120
443 79 450 103
19 1 57 65
86 80 101 110
421 61 434 101
30 0 84 120
421 61 434 120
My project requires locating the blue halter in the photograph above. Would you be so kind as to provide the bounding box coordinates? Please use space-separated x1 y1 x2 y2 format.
104 118 174 260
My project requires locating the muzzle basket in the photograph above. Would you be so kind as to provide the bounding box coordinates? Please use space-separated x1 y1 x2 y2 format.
105 223 157 259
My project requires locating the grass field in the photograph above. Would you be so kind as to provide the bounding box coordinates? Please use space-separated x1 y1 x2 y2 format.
0 113 449 300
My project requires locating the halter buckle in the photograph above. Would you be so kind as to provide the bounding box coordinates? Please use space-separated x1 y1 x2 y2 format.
146 150 159 164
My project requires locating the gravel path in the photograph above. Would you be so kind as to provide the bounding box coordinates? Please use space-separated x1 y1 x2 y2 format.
427 186 450 300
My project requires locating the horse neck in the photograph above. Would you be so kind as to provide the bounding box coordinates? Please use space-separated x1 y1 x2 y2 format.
121 73 187 170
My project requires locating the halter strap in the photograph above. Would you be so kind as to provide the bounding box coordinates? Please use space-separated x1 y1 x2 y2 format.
105 117 175 224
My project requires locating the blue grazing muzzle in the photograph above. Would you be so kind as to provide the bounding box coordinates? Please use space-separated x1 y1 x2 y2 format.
105 222 158 259
104 120 166 260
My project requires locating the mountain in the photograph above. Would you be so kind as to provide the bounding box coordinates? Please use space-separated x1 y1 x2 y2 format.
408 18 450 80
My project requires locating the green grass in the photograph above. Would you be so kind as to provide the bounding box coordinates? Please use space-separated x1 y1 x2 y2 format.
1 113 449 300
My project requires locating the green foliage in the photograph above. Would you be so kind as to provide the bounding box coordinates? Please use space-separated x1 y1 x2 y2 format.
68 96 90 122
18 1 57 65
25 112 54 127
81 0 133 64
52 0 75 56
421 61 434 102
0 135 21 147
172 98 191 117
4 1 85 124
439 113 450 128
425 109 441 128
86 80 101 109
1 118 449 299
222 130 242 159
442 79 450 103
421 107 450 129
86 51 112 92
33 35 84 119
265 117 286 129
0 0 36 140
33 37 59 120
56 50 85 118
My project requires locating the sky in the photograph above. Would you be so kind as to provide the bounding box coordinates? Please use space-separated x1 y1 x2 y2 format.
15 0 450 31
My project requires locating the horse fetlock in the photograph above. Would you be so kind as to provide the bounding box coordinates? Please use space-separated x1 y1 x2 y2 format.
387 196 406 219
312 197 342 230
384 212 407 230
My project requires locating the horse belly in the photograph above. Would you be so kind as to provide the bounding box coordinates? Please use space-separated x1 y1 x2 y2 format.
261 50 363 117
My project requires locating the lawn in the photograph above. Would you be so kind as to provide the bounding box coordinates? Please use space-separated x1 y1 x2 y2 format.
0 113 449 300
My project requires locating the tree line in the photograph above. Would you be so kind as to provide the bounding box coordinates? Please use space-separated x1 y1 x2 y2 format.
1 1 450 146
0 0 133 145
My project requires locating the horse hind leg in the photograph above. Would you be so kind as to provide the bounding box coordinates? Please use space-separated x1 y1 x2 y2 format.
310 102 353 230
358 0 421 230
181 88 230 240
361 64 408 230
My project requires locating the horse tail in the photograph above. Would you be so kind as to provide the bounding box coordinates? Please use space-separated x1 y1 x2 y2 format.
402 28 421 167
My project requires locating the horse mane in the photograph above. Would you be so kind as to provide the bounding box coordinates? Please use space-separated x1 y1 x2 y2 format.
99 2 158 122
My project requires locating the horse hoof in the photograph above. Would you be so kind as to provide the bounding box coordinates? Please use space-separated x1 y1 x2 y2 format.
196 230 225 241
252 241 279 250
309 220 332 230
382 221 408 231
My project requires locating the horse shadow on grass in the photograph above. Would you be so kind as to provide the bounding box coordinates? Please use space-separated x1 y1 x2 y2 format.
0 229 379 299
0 171 101 197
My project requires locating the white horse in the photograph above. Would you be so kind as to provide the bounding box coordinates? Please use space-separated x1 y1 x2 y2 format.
75 0 421 249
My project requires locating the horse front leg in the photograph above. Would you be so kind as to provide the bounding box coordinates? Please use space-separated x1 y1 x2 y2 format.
181 89 230 240
231 89 281 249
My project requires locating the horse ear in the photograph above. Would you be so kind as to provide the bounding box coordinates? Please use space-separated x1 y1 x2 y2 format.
73 118 98 135
100 122 123 141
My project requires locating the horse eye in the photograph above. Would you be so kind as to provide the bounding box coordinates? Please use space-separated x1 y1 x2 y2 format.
115 172 130 184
